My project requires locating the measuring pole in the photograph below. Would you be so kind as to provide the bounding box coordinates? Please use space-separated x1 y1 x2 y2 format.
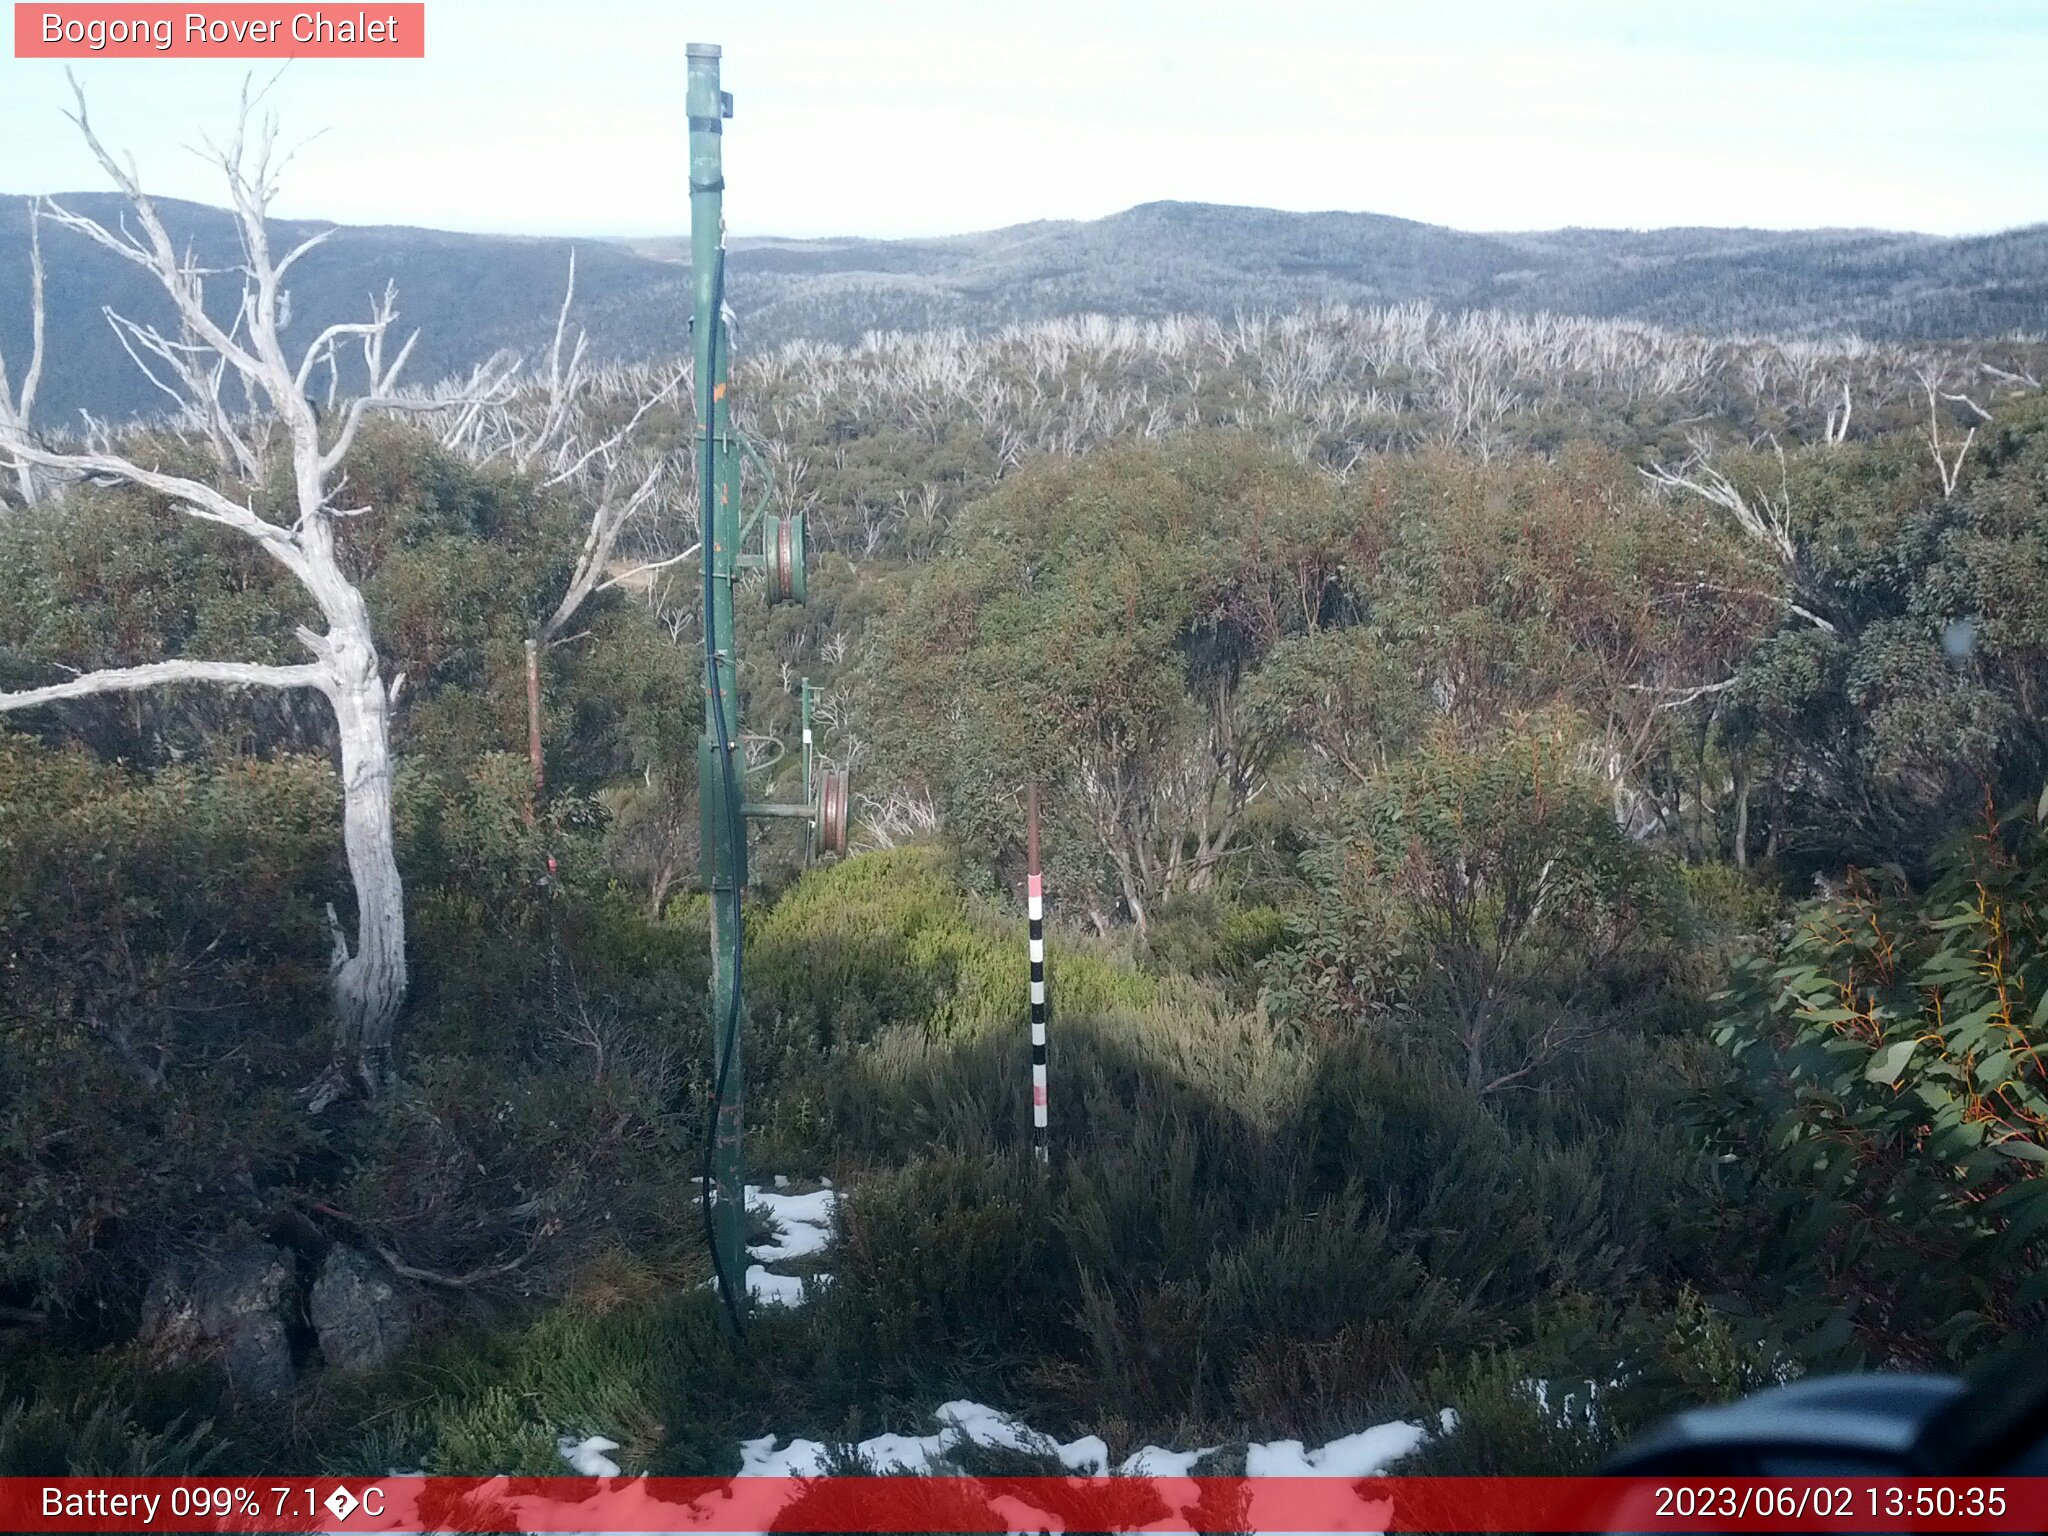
801 679 816 858
1027 783 1048 1163
688 41 748 1310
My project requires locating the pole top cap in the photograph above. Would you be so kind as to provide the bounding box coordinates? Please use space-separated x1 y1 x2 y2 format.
686 42 722 58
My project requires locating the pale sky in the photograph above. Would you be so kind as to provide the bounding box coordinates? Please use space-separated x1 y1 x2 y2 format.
1 0 2044 240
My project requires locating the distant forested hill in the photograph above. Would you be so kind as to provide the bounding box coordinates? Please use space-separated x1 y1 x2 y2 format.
3 193 2045 424
0 194 694 427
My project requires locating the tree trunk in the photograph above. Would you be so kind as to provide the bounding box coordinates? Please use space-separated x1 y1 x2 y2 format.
1733 762 1751 871
302 605 408 1111
4 448 43 507
1691 709 1712 863
1464 1021 1488 1097
1108 848 1150 935
650 860 678 922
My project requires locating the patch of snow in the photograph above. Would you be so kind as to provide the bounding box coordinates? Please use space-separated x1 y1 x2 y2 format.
1054 1433 1110 1475
580 1392 1440 1536
930 1400 1110 1474
1118 1444 1217 1476
739 1403 1431 1482
556 1433 622 1477
739 1401 1106 1484
743 1265 809 1307
1245 1420 1428 1477
700 1178 842 1309
936 1399 1054 1456
748 1187 837 1263
990 1494 1068 1533
855 1430 953 1474
1524 1376 1605 1430
751 1185 837 1228
739 1433 830 1476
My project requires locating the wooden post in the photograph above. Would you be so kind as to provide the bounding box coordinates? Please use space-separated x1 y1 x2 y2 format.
1027 782 1048 1164
524 637 544 825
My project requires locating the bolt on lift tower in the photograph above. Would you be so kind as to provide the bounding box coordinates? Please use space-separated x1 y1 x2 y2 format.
688 42 849 1320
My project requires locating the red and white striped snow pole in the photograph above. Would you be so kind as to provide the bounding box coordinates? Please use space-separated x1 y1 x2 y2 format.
1027 782 1048 1164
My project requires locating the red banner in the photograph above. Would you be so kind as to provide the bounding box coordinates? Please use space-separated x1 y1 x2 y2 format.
14 4 425 58
1 1475 2041 1532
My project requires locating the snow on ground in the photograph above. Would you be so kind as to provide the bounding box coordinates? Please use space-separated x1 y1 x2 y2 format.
736 1399 1109 1476
1117 1444 1217 1476
638 1172 1439 1521
697 1178 840 1310
736 1432 829 1476
555 1433 623 1476
742 1265 808 1306
1243 1421 1429 1477
938 1399 1110 1474
747 1186 837 1263
735 1398 1433 1481
553 1398 1442 1534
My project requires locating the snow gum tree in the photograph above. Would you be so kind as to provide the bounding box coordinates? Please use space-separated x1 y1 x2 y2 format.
0 83 508 1108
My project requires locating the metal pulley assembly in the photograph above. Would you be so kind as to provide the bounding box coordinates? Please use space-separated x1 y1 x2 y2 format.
767 513 807 605
815 767 850 857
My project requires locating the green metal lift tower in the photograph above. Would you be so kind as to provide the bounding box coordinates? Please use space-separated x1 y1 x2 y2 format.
688 41 848 1321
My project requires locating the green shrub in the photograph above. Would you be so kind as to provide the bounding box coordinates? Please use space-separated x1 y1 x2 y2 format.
0 1366 225 1476
1708 795 2048 1362
816 1151 1068 1395
0 738 337 1310
1140 893 1287 998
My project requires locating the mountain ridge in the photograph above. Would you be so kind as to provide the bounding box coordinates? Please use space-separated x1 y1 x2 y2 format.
3 192 2043 423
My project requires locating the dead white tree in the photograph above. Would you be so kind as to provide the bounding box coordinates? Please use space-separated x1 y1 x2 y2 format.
538 452 680 644
0 199 49 506
1919 368 1986 500
1641 432 1841 642
513 253 593 474
489 267 690 812
461 255 695 646
0 81 502 1109
1982 360 2042 392
856 785 942 850
1643 431 1797 567
1823 379 1852 447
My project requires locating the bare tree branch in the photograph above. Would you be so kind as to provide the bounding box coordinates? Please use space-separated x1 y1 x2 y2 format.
1 439 305 563
1627 677 1739 710
595 541 701 597
538 457 669 644
1642 432 1796 567
0 658 329 711
0 199 50 505
539 365 685 488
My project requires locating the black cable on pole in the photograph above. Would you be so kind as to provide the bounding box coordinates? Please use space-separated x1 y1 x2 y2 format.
698 244 747 1338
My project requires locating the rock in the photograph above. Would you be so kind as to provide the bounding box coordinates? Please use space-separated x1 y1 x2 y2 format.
138 1260 205 1367
310 1245 411 1372
142 1244 296 1398
198 1244 297 1398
